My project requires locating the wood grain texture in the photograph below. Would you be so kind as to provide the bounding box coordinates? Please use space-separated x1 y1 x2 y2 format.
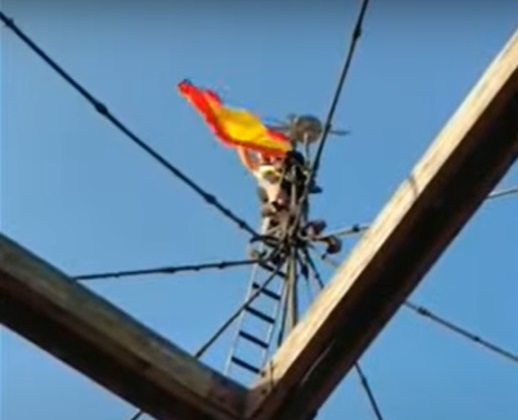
247 26 518 420
0 235 246 420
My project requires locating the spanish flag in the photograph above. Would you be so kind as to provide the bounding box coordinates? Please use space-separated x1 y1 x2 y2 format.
177 80 292 157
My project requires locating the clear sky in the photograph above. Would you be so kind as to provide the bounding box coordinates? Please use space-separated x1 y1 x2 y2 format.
1 1 517 419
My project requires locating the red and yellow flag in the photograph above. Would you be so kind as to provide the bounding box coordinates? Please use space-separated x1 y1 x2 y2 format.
177 80 292 157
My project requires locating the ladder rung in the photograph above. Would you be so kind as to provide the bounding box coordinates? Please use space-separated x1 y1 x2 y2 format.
252 282 281 301
239 330 269 349
245 306 276 324
231 356 261 374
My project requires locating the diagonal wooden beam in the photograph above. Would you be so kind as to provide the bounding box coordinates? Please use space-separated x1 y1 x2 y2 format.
247 26 518 420
0 235 246 420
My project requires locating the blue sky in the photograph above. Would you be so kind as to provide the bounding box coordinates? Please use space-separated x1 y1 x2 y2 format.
1 1 517 419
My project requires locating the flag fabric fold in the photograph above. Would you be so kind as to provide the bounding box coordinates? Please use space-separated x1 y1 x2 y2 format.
177 79 291 157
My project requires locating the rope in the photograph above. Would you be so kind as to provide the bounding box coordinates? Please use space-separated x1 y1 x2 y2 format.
0 11 259 238
73 258 261 281
292 0 372 232
487 185 518 200
354 363 385 420
403 301 518 365
312 249 518 366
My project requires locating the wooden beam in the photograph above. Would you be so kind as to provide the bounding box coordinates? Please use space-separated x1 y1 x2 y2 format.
0 235 246 420
247 26 518 419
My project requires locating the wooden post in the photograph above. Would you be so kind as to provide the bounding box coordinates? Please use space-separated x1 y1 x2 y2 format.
247 26 518 420
0 235 246 420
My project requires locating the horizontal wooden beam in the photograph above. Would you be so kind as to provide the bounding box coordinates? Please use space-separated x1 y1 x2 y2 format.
0 235 246 420
248 26 518 419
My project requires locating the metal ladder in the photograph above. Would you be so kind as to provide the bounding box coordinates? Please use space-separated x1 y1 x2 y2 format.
223 221 287 382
